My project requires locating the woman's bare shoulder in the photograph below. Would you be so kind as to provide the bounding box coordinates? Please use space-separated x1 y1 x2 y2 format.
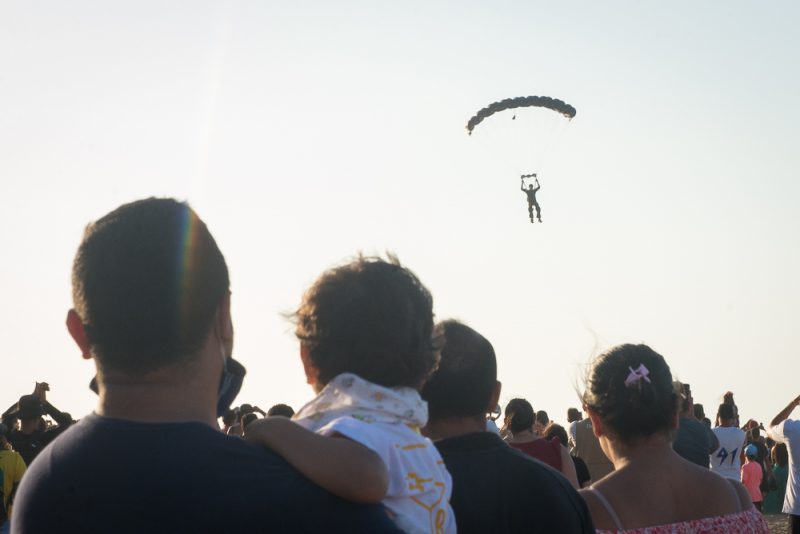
681 463 750 513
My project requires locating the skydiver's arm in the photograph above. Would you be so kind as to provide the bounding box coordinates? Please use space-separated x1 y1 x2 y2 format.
520 179 525 191
245 417 389 503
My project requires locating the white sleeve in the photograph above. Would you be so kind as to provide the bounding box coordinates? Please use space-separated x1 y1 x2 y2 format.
769 419 800 443
317 416 389 458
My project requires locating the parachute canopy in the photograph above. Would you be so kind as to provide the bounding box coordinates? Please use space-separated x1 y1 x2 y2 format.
466 96 576 135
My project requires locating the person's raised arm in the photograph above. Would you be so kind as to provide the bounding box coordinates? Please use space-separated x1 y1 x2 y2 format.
245 417 388 503
770 394 800 428
35 382 73 428
43 401 73 428
1 401 19 428
520 177 525 191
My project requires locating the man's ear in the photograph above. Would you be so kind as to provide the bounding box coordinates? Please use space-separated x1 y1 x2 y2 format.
215 292 234 344
66 309 92 360
299 345 319 387
486 380 502 414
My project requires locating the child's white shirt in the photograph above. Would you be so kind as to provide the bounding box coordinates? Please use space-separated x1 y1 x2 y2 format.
294 373 456 534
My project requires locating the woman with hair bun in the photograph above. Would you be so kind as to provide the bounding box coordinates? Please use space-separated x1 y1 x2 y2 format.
578 344 768 533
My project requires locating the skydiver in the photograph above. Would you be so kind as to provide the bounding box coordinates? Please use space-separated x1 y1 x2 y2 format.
521 175 542 223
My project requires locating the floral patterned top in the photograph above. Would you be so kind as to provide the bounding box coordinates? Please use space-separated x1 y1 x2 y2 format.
587 486 769 534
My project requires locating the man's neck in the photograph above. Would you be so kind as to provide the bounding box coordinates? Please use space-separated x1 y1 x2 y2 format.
97 375 217 426
423 416 486 441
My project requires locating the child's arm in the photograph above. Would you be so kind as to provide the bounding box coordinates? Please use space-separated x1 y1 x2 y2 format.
244 417 389 503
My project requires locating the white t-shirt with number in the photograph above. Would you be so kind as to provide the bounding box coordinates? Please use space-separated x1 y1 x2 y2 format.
768 419 800 515
709 426 746 479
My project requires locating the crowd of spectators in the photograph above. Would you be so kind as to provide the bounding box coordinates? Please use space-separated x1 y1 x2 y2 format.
1 197 797 533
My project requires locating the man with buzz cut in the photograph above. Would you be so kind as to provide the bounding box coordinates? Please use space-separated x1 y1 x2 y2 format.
12 198 400 533
421 319 593 534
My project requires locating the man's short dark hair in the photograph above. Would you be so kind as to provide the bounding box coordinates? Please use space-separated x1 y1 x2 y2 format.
421 320 497 420
267 404 295 418
294 254 439 389
72 198 229 374
505 398 534 434
543 423 569 447
535 410 549 427
693 403 705 420
567 407 581 423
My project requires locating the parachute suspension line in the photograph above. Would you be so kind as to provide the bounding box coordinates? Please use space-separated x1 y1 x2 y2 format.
533 118 571 177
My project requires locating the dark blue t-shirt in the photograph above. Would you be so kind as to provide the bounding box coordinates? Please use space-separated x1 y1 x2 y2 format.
12 414 401 533
434 432 594 534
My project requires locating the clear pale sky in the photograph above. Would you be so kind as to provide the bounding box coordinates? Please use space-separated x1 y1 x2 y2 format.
1 2 798 425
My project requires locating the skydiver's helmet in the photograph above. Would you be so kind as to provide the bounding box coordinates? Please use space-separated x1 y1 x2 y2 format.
528 184 534 190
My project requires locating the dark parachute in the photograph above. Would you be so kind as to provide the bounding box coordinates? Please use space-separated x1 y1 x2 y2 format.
466 96 576 135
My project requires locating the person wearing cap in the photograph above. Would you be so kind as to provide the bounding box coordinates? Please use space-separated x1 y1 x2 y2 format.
1 383 73 466
741 444 764 511
767 394 800 533
0 424 26 534
11 198 401 533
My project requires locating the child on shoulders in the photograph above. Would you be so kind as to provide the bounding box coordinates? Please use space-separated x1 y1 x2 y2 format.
246 256 455 534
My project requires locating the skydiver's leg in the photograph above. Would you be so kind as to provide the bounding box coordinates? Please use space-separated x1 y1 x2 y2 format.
534 202 542 222
528 203 534 222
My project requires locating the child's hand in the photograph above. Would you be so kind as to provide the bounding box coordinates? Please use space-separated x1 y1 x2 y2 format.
243 416 291 449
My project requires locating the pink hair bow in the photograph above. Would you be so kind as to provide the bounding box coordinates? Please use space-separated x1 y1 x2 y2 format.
624 364 651 388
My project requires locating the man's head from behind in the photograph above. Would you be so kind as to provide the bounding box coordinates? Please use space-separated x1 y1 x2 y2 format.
567 407 582 423
294 254 439 391
70 198 230 375
421 320 499 422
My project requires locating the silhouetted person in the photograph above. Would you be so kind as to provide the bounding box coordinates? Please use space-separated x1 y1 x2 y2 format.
421 319 593 534
2 383 73 466
521 175 542 223
672 382 719 468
